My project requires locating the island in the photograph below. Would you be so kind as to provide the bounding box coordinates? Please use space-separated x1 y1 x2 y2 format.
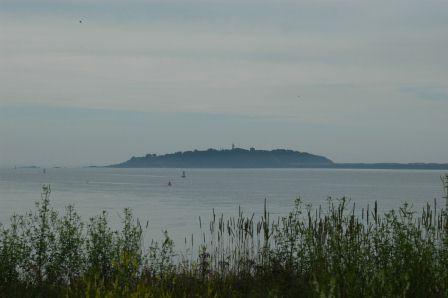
107 147 448 169
109 147 334 168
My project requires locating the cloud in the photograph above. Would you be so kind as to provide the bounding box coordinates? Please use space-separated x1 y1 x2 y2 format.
401 86 448 102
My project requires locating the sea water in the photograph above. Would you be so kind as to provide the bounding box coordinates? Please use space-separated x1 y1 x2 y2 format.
0 167 446 246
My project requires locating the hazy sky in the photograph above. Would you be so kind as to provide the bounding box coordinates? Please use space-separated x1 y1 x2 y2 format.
1 0 447 166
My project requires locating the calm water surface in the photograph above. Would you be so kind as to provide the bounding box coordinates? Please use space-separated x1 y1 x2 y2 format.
0 168 446 245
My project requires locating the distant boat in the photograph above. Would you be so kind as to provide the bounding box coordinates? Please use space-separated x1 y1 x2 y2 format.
182 171 186 178
43 168 46 174
168 181 172 187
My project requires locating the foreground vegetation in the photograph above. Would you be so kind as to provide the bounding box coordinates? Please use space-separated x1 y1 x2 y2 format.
1 185 447 297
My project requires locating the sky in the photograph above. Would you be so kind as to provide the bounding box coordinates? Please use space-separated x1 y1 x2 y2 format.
0 0 447 167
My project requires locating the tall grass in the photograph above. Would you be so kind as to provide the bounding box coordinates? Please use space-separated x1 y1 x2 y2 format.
0 185 447 297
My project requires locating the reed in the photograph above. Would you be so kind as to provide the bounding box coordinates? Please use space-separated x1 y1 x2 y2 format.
0 185 447 297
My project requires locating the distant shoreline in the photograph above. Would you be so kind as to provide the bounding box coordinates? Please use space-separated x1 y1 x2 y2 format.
104 164 448 170
323 163 448 170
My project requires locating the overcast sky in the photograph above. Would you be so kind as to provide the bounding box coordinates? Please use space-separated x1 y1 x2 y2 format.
1 0 447 167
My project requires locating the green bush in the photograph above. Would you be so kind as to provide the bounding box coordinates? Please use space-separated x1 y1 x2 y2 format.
0 185 447 297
